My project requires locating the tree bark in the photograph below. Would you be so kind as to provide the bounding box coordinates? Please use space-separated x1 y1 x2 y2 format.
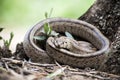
79 0 120 75
79 0 120 41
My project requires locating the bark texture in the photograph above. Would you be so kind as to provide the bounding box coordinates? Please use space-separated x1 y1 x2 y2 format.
79 0 120 41
79 0 120 75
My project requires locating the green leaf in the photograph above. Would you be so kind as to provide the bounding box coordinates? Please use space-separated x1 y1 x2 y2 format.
44 23 52 35
45 12 48 19
8 32 14 48
3 32 14 48
44 23 49 34
65 31 74 39
43 9 53 36
10 32 14 38
5 40 9 45
47 26 52 35
4 40 9 47
0 28 4 32
33 36 46 41
49 8 53 18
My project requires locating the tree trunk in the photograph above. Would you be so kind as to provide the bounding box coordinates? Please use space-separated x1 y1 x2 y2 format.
79 0 120 41
79 0 120 75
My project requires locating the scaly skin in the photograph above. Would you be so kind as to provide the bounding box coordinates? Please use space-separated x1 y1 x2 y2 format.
23 18 111 68
52 36 97 54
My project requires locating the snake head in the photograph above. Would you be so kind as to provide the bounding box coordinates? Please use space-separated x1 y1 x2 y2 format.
53 36 72 50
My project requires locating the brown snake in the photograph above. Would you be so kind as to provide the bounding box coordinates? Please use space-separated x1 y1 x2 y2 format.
23 18 111 68
51 36 97 54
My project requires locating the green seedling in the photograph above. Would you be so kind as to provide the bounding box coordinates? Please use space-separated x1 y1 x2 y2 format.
34 8 59 41
33 9 59 50
45 8 53 18
44 8 53 36
0 28 14 49
44 23 52 36
3 32 14 48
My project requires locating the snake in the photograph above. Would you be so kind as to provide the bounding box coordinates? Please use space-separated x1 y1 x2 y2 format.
23 18 111 68
51 36 97 54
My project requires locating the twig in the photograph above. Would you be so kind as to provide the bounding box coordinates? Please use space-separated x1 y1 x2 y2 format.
46 67 67 79
54 60 68 77
4 62 10 71
54 60 62 68
70 70 120 80
1 58 56 67
70 71 109 79
89 71 120 78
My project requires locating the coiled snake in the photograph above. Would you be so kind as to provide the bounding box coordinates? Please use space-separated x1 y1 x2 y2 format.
23 18 111 68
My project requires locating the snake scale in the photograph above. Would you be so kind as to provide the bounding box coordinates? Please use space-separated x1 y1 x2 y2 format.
23 18 111 68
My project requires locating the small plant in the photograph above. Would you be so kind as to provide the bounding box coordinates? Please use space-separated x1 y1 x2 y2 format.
34 8 59 41
33 9 75 50
3 32 14 48
0 28 14 49
33 9 59 50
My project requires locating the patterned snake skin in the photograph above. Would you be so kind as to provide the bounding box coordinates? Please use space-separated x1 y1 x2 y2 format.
23 18 111 68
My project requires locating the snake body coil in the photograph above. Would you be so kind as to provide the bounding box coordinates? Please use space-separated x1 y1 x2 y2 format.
23 18 111 68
